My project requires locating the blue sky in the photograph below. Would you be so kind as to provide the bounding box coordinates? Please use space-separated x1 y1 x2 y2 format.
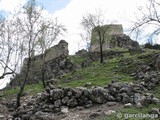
1 0 159 54
37 0 70 13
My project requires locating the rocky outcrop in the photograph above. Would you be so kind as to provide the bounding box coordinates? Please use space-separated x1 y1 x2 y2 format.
75 49 88 56
45 55 77 79
117 53 160 90
8 40 77 88
144 43 160 50
110 34 139 49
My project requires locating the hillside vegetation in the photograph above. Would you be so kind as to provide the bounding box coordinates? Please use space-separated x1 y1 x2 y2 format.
0 48 160 120
59 48 159 87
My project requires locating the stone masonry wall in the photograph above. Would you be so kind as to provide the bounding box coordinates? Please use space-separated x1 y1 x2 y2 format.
9 40 71 87
13 78 160 119
90 24 139 51
22 40 69 67
90 24 123 51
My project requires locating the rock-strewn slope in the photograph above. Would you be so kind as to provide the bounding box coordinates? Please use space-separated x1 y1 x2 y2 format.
11 77 159 119
1 50 160 120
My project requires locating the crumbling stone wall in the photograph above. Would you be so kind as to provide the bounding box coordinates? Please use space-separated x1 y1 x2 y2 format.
90 24 139 51
44 40 69 62
9 40 75 87
90 24 123 51
13 79 160 119
22 40 68 67
110 34 139 48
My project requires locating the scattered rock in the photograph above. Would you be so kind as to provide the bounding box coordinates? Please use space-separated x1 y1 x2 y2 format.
152 97 160 104
122 93 132 104
149 108 160 115
134 93 144 108
61 106 69 114
90 111 102 118
76 49 88 56
34 111 55 120
6 75 160 119
54 99 62 108
124 103 133 108
84 82 92 88
67 99 78 107
104 110 116 115
107 102 117 106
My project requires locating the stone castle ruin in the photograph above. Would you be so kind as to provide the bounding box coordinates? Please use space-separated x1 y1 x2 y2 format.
23 40 69 67
90 24 139 51
9 40 77 87
9 25 139 88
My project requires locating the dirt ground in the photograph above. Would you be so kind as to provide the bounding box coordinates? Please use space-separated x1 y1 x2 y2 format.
54 102 123 120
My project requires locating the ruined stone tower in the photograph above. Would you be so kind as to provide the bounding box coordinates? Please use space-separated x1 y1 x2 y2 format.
9 40 72 87
90 24 139 51
90 24 123 51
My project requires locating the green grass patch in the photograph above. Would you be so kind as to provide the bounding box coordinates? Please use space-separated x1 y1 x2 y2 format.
60 57 133 87
2 88 19 97
95 103 160 120
68 55 85 66
148 86 160 99
2 82 44 98
24 82 44 94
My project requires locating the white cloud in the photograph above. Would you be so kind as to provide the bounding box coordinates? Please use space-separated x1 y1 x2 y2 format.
0 0 26 12
52 0 147 54
0 0 157 89
0 0 149 54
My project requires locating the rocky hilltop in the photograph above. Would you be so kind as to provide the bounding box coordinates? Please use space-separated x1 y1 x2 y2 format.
9 24 141 88
0 25 160 120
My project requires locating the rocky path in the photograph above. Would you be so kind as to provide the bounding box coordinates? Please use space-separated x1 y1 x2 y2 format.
54 102 123 120
0 93 123 120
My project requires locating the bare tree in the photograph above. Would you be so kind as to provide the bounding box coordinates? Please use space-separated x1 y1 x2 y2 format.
0 0 66 107
15 0 38 108
37 18 66 88
0 15 23 82
132 0 160 44
15 0 66 108
81 10 107 63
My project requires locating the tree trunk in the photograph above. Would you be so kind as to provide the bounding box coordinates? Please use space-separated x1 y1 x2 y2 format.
100 42 103 63
41 53 46 88
41 62 46 88
98 31 103 63
16 57 31 108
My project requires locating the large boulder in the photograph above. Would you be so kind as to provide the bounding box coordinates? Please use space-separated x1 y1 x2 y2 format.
89 87 108 104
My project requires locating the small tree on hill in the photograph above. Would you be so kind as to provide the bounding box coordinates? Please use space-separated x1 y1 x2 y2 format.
37 18 66 88
81 10 107 63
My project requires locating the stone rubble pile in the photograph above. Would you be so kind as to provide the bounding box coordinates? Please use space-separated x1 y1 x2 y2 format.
12 80 159 119
118 53 160 90
2 52 160 120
